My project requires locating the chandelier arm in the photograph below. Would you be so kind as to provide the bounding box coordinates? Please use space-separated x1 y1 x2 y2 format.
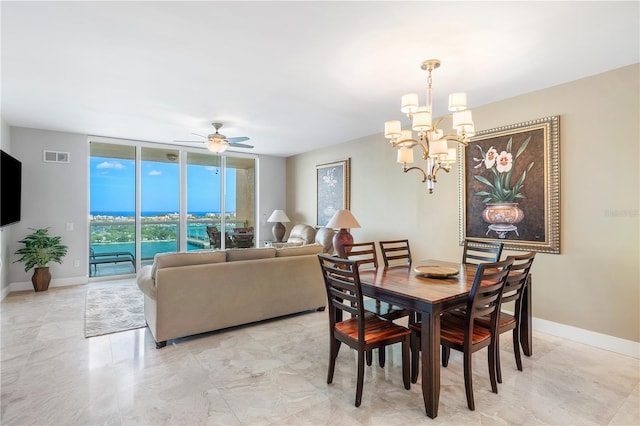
417 141 430 159
441 133 469 146
403 165 428 183
433 114 452 129
391 139 419 149
430 162 451 183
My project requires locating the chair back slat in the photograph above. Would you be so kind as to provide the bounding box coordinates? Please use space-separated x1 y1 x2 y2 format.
462 239 504 264
318 254 366 333
342 242 378 270
502 251 536 311
465 258 513 340
379 239 412 267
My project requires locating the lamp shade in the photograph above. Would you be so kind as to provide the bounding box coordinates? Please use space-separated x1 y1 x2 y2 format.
400 93 419 114
267 210 290 223
384 120 402 139
448 92 468 111
326 210 361 229
397 146 414 164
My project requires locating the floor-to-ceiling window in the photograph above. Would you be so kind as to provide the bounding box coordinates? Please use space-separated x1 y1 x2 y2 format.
140 147 180 261
89 142 137 277
89 140 257 278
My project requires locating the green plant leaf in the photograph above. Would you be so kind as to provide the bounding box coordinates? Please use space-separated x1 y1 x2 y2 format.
515 136 531 159
473 175 495 188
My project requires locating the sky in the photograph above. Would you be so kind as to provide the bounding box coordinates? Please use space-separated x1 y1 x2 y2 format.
90 157 236 214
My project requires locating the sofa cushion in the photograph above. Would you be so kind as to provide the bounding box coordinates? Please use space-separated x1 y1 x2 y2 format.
315 227 336 253
226 247 276 262
151 250 227 279
276 243 323 257
287 224 316 245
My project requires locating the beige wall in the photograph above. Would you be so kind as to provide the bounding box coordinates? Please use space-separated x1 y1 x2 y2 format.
286 64 639 343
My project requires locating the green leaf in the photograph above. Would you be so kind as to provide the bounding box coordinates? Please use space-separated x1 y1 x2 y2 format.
515 136 531 159
473 175 495 188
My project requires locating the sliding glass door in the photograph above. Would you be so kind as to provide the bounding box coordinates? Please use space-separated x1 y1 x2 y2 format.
140 147 180 262
89 140 256 278
89 142 137 277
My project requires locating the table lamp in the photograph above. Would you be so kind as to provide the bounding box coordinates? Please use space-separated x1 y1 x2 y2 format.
326 209 361 258
267 209 290 242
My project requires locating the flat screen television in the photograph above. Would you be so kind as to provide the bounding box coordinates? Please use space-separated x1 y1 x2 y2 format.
1 149 22 227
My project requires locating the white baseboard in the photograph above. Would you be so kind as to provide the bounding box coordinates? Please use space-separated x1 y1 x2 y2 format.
532 317 639 359
7 276 88 293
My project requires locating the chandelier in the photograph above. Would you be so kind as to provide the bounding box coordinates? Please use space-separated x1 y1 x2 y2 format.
384 59 475 193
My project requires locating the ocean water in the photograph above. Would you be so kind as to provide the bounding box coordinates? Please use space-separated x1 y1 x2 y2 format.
92 241 203 260
91 211 228 217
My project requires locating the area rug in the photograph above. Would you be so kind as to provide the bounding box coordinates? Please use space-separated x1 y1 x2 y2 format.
84 282 146 338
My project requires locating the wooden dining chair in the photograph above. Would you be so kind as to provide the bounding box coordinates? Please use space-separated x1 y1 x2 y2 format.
317 253 411 407
342 241 413 367
410 258 513 411
379 239 412 267
477 251 536 383
462 239 504 264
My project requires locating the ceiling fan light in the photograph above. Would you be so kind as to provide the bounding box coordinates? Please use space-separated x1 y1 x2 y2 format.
207 140 228 153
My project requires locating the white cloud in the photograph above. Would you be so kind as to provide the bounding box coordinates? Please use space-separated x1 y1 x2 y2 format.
149 170 162 176
96 161 125 169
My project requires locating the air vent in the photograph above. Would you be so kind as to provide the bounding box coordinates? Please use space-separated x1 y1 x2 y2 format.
43 150 70 163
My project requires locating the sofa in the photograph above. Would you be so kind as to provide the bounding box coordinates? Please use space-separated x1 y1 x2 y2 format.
136 244 327 348
286 224 336 254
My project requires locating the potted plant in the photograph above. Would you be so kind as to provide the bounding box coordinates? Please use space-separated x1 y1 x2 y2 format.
14 227 68 292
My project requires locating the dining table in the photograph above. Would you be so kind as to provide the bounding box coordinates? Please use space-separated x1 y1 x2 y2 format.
358 259 532 419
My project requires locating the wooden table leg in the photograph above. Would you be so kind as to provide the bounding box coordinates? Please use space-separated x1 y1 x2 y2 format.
421 309 440 418
520 274 533 356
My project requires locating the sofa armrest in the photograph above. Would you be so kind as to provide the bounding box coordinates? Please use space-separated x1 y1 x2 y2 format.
136 265 156 300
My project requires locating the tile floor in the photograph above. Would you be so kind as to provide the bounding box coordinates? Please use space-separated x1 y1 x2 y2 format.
1 278 638 425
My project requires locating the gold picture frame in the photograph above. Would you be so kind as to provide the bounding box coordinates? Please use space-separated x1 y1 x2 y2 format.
316 158 351 227
458 116 560 253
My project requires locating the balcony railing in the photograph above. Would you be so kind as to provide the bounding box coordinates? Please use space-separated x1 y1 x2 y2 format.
90 218 251 263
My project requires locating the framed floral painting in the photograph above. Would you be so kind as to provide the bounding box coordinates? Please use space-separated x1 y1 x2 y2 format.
458 116 560 253
316 159 350 227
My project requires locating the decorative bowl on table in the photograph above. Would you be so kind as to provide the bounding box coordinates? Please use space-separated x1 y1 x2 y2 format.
414 265 459 278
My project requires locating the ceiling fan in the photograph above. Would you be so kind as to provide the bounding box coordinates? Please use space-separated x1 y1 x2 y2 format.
175 122 253 153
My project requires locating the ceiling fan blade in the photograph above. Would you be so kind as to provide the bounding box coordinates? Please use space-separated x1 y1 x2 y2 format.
226 136 250 143
227 142 254 148
191 133 207 138
173 140 205 144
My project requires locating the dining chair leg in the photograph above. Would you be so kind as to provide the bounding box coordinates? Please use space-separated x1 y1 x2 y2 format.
513 327 523 372
378 347 386 367
327 338 340 384
356 349 365 407
366 350 373 366
410 333 420 383
463 351 475 411
402 338 411 390
495 333 503 384
442 346 451 367
488 342 499 394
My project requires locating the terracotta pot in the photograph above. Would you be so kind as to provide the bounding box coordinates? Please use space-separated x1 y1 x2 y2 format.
32 267 52 292
482 203 524 225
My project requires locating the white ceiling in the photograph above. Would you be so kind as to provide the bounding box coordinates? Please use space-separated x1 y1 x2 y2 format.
2 1 638 157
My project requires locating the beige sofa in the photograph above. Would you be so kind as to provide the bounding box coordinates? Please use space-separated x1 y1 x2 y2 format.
136 244 327 348
286 224 336 254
